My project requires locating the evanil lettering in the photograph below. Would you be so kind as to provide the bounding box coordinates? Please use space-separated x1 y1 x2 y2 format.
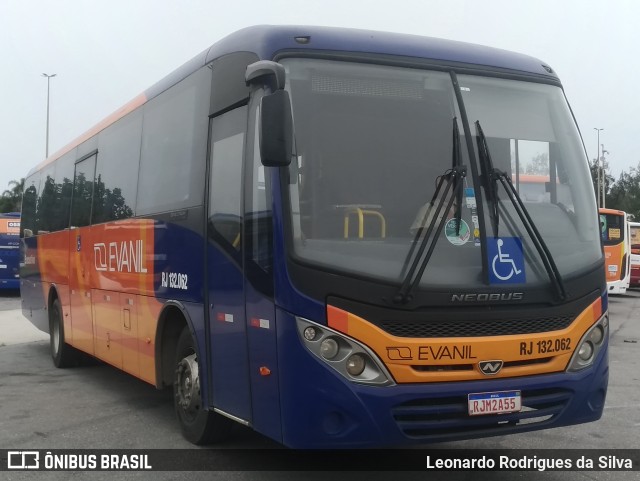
94 240 148 273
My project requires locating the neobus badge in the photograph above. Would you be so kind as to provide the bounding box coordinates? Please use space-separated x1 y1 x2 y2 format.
451 292 524 302
478 360 504 375
94 240 148 273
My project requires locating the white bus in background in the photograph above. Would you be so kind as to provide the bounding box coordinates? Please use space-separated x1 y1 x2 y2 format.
599 208 631 294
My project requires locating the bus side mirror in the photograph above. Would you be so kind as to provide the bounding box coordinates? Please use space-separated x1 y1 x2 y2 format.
259 89 293 167
246 61 292 167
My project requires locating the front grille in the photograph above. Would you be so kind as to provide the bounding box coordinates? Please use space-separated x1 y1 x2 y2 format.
380 316 574 338
392 388 571 440
409 357 552 373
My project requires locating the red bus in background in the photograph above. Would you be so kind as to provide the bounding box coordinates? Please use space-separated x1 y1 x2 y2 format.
629 221 640 287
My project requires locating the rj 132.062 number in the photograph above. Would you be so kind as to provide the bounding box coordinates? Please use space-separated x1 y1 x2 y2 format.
519 338 571 356
161 272 188 290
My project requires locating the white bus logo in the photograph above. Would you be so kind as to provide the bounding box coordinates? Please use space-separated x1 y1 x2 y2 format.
94 240 148 273
8 451 39 469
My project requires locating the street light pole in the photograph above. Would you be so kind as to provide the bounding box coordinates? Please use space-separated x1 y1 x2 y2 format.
601 144 609 209
42 73 56 158
594 128 603 207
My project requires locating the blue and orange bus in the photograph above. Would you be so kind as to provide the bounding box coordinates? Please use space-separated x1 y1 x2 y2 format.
0 212 20 289
599 208 631 294
21 26 608 448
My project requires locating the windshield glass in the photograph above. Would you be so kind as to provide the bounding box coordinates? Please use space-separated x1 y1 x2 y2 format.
631 223 640 254
283 58 601 289
600 212 625 245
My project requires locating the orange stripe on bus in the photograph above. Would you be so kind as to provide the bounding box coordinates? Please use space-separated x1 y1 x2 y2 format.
327 305 349 334
592 296 603 320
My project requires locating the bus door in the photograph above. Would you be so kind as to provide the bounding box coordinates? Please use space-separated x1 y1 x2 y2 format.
242 99 281 441
68 152 97 355
206 106 252 422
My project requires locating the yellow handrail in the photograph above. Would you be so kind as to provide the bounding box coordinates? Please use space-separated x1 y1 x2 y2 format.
343 207 386 239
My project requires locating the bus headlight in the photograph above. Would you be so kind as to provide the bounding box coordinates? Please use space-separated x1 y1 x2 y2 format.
590 325 605 345
577 342 594 361
320 338 340 359
346 354 366 376
296 317 394 386
568 314 608 372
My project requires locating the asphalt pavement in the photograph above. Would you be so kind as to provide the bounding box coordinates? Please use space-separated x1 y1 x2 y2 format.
0 289 638 480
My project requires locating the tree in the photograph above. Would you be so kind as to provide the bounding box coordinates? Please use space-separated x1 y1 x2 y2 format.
523 153 549 175
0 178 25 213
606 162 640 220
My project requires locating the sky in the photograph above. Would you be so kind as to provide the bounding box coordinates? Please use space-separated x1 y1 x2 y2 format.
0 0 637 192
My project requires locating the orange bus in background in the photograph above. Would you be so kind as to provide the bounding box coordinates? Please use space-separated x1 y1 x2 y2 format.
599 208 631 294
629 221 640 287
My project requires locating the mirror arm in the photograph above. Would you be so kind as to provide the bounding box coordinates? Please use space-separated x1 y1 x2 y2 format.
245 61 286 90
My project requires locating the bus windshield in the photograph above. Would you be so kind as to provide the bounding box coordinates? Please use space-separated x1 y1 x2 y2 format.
631 222 640 254
284 58 601 290
0 213 21 289
600 211 625 245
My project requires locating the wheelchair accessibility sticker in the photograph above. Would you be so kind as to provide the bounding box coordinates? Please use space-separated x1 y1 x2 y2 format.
487 237 526 284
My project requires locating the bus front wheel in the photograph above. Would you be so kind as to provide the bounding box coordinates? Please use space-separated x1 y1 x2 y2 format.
49 299 78 368
173 327 231 445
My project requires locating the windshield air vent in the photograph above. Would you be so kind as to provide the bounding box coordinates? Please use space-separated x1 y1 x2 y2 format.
311 74 423 99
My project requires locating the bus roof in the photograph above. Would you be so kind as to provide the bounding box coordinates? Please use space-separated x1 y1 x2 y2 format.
202 25 558 79
599 207 626 216
30 25 559 176
0 212 20 218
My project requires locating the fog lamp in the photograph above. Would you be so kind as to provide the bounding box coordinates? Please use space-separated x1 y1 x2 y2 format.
303 326 317 341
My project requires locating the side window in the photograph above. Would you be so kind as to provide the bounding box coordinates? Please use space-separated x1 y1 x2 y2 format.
70 154 97 228
94 110 141 223
208 107 247 253
247 105 273 274
137 68 210 215
51 151 76 232
36 166 56 234
21 174 40 237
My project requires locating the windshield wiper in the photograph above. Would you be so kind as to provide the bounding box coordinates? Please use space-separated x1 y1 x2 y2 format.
475 121 499 237
475 121 566 301
394 119 466 304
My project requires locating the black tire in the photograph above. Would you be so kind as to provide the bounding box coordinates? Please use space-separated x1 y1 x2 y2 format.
173 326 231 445
49 299 78 368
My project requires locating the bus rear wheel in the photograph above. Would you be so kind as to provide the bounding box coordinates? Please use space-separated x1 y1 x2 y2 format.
49 299 78 368
173 326 231 445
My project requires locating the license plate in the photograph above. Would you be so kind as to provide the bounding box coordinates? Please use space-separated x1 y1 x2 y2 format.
0 265 6 269
468 390 521 416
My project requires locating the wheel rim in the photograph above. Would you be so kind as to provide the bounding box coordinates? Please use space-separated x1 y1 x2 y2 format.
175 353 201 422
